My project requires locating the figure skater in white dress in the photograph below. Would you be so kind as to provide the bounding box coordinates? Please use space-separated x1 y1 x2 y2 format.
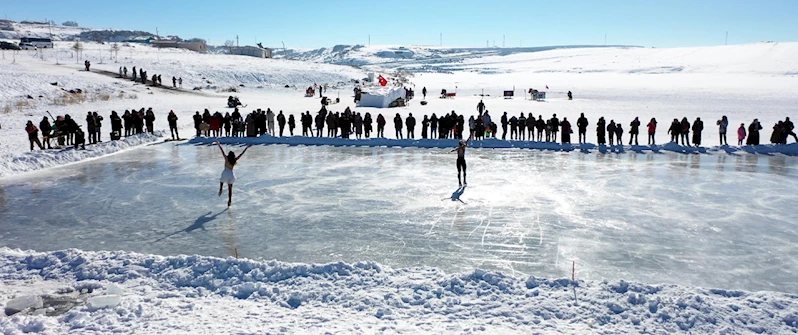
217 141 252 206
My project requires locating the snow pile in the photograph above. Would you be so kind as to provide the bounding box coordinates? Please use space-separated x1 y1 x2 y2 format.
0 132 163 177
190 134 798 156
1 248 797 334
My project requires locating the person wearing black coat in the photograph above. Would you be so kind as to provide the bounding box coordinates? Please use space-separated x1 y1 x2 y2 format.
430 114 438 138
560 118 572 143
576 113 588 143
500 112 508 140
39 116 52 149
406 113 416 139
607 120 617 146
86 112 97 144
596 117 606 145
680 117 691 146
145 109 156 134
168 111 179 140
123 111 133 137
277 111 286 137
193 112 202 137
668 119 681 143
202 110 211 136
629 117 640 145
784 117 798 143
364 113 373 138
691 117 703 147
93 112 104 142
133 110 144 134
110 111 122 140
377 114 386 137
394 114 403 139
64 114 78 145
288 114 296 136
747 119 763 145
421 115 429 139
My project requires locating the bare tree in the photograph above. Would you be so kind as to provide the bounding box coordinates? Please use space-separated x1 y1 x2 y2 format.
72 41 83 63
110 44 120 62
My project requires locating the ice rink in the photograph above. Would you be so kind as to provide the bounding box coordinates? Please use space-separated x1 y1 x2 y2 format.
1 143 797 293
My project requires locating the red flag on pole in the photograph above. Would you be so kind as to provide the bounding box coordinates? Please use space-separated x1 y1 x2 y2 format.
545 85 549 89
378 75 387 87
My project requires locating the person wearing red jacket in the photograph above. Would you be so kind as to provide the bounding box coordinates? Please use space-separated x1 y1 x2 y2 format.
25 120 44 151
647 118 657 145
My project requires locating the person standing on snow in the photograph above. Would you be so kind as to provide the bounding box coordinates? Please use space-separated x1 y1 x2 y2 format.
576 113 588 144
86 112 97 144
737 123 746 145
394 113 404 139
25 120 44 151
266 109 275 135
597 117 607 145
287 114 295 136
406 113 416 139
606 120 617 146
145 109 156 134
517 113 527 140
377 114 386 137
110 111 122 140
93 112 104 143
717 115 729 146
628 117 640 145
39 116 52 149
477 100 486 114
784 117 798 143
277 111 286 137
500 112 508 140
647 118 657 145
692 117 704 147
509 114 518 140
560 117 572 144
614 122 623 145
168 110 179 140
747 119 762 145
680 117 691 146
421 115 430 139
668 118 681 143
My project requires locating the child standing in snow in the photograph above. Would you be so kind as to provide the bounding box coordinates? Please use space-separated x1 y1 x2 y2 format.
737 123 747 145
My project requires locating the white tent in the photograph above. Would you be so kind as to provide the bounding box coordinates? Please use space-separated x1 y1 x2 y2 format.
357 87 405 108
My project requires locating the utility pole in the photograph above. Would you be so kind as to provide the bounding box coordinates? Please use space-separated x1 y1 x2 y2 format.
236 35 239 47
604 33 607 46
502 35 505 48
725 31 728 45
440 33 442 46
368 34 370 46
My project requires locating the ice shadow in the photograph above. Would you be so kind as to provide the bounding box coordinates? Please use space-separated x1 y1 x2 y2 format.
444 186 467 204
153 208 228 243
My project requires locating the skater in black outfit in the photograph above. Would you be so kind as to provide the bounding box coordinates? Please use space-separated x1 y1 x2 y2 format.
451 134 472 187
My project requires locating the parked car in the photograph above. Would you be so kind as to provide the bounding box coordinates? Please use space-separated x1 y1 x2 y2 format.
0 41 20 50
19 43 37 50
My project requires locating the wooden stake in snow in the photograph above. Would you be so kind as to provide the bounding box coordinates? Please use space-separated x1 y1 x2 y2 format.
572 261 575 281
234 248 239 259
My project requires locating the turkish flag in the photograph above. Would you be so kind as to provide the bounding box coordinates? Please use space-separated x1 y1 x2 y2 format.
545 85 549 89
378 75 388 87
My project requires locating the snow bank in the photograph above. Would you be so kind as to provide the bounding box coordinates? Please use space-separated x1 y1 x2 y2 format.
1 248 796 334
0 132 163 177
190 134 798 156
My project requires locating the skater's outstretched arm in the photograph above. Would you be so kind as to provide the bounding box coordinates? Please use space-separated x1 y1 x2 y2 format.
237 144 253 160
216 141 225 157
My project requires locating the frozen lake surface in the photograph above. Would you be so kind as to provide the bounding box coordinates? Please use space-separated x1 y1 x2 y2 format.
1 143 797 293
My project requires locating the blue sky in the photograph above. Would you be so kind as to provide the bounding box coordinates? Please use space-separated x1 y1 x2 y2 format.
2 0 797 48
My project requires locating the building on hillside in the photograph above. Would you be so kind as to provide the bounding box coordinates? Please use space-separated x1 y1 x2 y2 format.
228 45 273 58
151 40 207 53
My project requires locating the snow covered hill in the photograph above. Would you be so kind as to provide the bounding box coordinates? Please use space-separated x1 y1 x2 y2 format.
274 44 638 71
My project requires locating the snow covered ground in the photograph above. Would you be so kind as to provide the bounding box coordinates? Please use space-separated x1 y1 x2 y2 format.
3 247 798 334
2 35 798 333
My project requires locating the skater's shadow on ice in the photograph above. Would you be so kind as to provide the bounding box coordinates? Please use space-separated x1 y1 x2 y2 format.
153 208 228 243
443 186 467 204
